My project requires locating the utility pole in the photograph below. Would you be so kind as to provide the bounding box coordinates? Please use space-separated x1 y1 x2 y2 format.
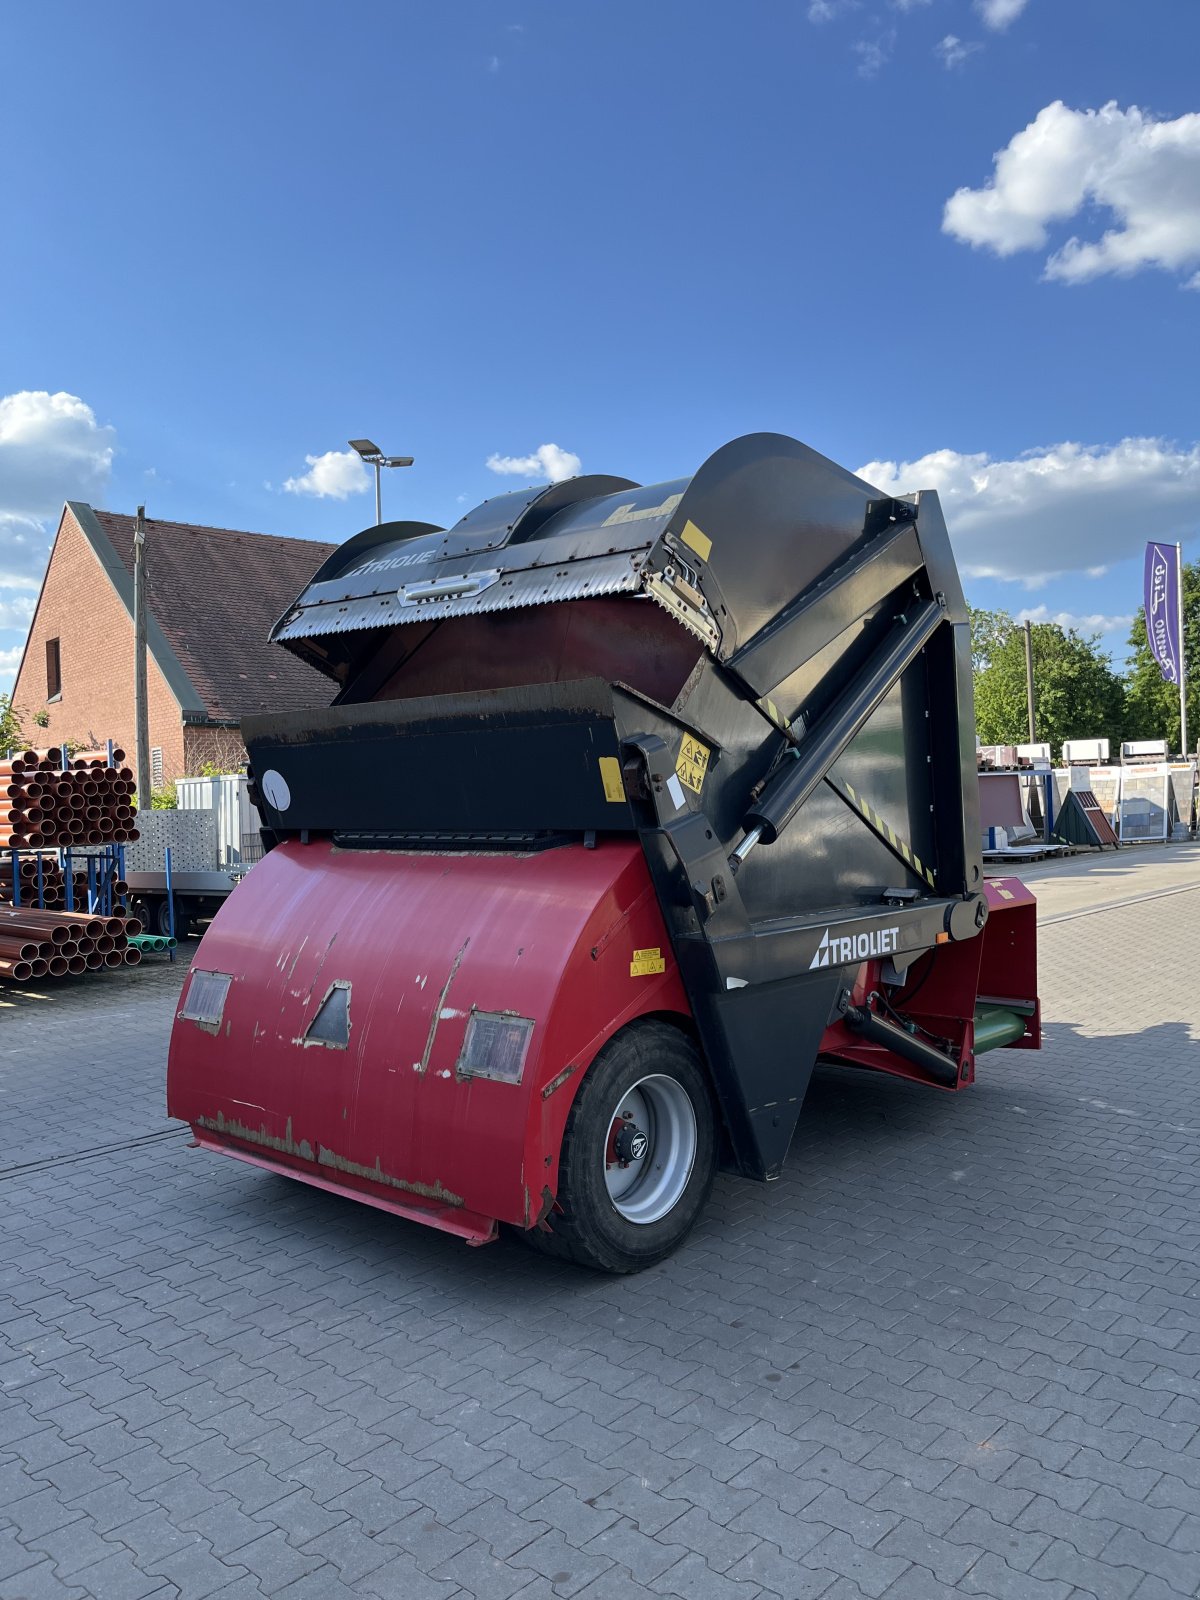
133 506 151 809
1024 619 1036 743
1177 542 1189 757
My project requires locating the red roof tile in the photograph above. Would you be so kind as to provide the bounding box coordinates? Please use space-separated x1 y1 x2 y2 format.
92 510 337 722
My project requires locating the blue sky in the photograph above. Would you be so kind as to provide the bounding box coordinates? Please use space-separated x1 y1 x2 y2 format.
2 0 1199 695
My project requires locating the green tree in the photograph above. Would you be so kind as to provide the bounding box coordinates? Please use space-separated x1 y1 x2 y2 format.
1124 558 1199 755
967 606 1016 672
974 621 1126 759
0 693 22 757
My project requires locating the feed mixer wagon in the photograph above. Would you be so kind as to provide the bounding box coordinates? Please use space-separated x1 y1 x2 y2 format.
168 433 1039 1272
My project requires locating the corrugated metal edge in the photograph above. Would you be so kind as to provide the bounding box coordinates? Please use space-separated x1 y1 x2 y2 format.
275 554 647 640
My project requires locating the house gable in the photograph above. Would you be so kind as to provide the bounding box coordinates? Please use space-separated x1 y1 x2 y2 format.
9 505 192 776
67 503 207 717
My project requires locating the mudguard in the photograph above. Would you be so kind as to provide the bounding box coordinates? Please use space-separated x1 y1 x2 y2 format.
167 838 688 1241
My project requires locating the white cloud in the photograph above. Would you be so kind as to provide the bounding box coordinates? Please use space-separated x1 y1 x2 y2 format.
1016 604 1133 638
936 34 982 68
0 389 116 611
486 443 581 484
975 0 1029 27
0 391 115 523
283 449 370 500
0 643 24 694
856 438 1200 585
944 100 1200 285
853 30 895 77
0 595 35 630
891 0 932 9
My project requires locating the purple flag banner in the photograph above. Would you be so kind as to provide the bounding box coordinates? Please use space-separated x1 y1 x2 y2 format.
1144 542 1181 685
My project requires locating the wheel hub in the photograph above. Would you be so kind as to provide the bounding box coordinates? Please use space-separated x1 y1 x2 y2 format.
602 1074 698 1225
613 1120 649 1165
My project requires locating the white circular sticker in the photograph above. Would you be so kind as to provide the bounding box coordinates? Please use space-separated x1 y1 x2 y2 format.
261 769 291 812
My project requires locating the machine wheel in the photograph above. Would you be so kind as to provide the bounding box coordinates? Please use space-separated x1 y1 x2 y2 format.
531 1021 716 1273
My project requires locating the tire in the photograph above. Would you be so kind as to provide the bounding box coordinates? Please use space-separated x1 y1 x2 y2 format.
156 898 190 941
529 1020 717 1273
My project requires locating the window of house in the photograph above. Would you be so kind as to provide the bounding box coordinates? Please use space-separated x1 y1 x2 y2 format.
46 638 61 700
151 748 164 788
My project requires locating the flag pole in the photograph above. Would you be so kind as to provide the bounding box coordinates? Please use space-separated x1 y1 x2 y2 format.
1178 542 1189 758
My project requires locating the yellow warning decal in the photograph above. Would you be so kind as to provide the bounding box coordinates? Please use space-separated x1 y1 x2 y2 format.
630 947 666 977
758 695 786 729
997 887 1015 900
675 734 711 794
599 756 626 804
680 519 712 562
844 780 936 889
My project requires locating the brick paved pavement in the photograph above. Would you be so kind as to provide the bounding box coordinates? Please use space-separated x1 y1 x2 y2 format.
1 847 1199 1599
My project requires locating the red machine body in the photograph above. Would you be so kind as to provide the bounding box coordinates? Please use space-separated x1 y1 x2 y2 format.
168 842 1038 1245
168 838 688 1242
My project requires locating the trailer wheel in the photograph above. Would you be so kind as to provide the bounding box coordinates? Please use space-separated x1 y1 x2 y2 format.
532 1022 716 1273
154 898 189 941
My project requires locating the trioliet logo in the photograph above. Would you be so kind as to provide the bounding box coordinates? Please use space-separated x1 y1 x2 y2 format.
809 925 901 970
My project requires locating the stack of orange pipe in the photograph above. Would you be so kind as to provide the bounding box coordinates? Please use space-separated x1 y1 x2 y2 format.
0 748 140 848
0 853 129 911
0 904 144 983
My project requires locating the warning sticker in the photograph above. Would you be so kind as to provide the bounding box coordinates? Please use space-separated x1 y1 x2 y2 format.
680 519 712 563
599 756 626 804
630 947 666 977
675 734 710 794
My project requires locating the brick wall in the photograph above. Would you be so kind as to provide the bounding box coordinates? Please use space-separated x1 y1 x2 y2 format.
10 507 187 783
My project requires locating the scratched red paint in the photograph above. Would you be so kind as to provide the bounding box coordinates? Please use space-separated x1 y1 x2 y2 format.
167 838 689 1238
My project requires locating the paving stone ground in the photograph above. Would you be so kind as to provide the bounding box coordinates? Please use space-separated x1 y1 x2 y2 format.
1 845 1199 1600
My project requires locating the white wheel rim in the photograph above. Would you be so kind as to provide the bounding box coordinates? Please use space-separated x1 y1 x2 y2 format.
603 1073 697 1225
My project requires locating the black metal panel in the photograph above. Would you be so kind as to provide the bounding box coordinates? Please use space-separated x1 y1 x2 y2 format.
444 475 640 554
745 599 944 843
700 972 846 1178
243 680 634 837
650 433 884 658
829 658 938 884
729 521 923 700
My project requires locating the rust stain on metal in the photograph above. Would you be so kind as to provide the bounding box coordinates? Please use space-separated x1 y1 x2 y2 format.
197 1111 315 1161
315 1146 464 1206
417 937 470 1075
195 1113 464 1207
541 1062 580 1100
534 1185 556 1229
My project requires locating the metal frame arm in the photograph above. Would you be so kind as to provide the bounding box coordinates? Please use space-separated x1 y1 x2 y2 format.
736 596 945 856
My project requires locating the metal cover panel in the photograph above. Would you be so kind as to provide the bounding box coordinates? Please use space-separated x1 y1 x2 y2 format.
274 551 645 639
456 1012 534 1084
180 970 232 1026
126 810 219 873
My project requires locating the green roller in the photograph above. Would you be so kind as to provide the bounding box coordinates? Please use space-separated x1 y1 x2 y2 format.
973 1005 1027 1054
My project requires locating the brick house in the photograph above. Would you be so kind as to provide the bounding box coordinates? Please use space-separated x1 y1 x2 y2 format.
10 503 336 786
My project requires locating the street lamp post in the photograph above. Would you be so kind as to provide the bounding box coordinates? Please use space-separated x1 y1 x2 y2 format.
348 439 414 525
